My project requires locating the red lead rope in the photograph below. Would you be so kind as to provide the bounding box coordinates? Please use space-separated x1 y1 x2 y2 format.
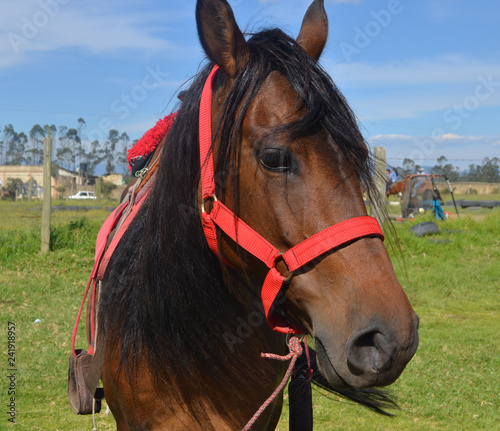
199 65 384 334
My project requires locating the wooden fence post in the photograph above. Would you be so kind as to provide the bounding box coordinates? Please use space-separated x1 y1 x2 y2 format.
41 131 52 254
28 177 33 201
373 146 387 227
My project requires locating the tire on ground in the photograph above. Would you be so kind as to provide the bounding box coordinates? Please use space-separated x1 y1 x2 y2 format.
461 200 480 208
479 200 497 209
410 221 440 237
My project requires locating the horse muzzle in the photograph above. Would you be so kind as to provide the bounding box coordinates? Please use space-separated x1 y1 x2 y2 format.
314 314 419 389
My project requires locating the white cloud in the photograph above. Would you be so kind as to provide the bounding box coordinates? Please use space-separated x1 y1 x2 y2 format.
436 133 464 140
369 133 486 144
0 1 190 70
370 134 412 140
437 133 462 140
433 134 481 141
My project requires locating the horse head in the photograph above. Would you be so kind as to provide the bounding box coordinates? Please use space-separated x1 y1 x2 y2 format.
96 2 420 429
196 0 418 390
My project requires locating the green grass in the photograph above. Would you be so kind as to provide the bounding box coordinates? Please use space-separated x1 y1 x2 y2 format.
277 210 500 430
1 200 116 430
0 200 113 259
1 200 499 430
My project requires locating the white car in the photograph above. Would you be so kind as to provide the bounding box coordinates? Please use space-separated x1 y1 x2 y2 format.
68 191 97 200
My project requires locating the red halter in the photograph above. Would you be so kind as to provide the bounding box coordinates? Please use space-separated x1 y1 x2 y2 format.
199 65 384 334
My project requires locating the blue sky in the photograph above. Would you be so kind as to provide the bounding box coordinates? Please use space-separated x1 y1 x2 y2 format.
1 0 499 171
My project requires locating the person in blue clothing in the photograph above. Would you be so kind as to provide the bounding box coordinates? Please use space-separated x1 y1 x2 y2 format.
390 168 398 183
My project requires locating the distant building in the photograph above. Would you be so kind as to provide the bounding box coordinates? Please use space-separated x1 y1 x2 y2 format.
1 165 45 186
102 173 124 186
0 165 97 199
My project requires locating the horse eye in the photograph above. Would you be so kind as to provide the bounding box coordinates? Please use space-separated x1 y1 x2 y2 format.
259 148 292 173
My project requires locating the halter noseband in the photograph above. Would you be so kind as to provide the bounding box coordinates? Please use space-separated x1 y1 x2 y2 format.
199 65 384 334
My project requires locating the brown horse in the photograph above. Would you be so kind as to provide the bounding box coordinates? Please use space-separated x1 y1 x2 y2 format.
1 188 15 201
95 1 419 429
387 179 407 197
387 174 434 199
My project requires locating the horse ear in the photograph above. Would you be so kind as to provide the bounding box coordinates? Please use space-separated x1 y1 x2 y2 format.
196 0 249 76
296 0 328 61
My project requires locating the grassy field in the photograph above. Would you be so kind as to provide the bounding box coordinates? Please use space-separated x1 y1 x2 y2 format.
1 198 499 430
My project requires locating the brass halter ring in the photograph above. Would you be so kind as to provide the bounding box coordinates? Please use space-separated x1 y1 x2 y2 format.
201 193 218 214
276 253 294 283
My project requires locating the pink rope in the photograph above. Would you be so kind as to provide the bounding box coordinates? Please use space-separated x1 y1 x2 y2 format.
241 336 303 431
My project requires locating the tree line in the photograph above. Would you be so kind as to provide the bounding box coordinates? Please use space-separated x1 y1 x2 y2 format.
393 156 499 183
0 121 499 183
0 119 132 175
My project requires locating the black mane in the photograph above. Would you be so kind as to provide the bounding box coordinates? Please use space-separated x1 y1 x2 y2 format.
215 29 375 206
98 28 388 423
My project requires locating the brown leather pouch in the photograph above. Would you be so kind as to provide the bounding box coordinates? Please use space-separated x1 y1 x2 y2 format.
67 349 101 415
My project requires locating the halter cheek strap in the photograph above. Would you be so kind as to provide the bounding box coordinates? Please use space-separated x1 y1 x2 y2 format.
199 65 384 334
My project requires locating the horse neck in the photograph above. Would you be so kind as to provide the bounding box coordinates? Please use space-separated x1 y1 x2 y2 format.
164 273 288 429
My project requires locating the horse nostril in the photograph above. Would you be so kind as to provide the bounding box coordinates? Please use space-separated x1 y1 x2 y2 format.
346 329 396 377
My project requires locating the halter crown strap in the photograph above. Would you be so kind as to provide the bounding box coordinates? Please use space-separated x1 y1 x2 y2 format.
199 66 218 200
199 65 384 334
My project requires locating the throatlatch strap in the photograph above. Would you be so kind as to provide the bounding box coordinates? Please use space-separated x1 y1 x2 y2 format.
198 65 384 334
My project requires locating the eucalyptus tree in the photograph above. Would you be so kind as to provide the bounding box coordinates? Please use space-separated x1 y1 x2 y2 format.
4 125 28 165
28 124 45 165
103 129 120 174
116 132 131 174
